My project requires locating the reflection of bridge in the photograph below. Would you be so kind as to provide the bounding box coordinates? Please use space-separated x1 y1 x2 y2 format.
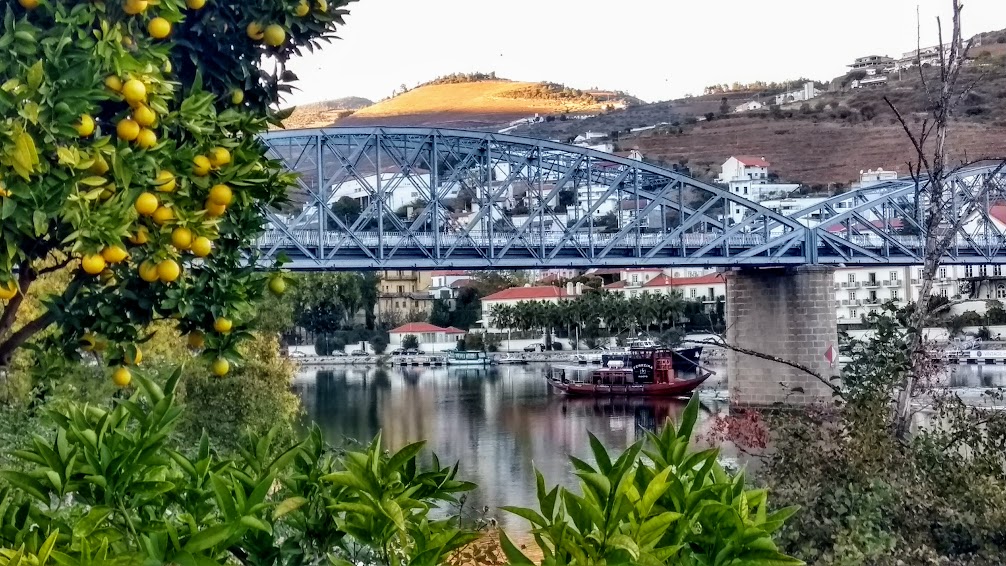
260 128 1006 407
259 128 1006 270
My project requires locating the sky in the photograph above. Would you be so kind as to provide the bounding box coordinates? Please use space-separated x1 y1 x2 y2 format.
284 0 1005 107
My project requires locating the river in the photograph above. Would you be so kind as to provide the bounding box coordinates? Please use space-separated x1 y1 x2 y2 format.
291 362 1002 529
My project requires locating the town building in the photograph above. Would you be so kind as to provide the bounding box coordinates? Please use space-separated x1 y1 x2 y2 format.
430 270 471 300
856 168 900 188
898 44 951 69
848 55 896 74
377 270 434 325
734 100 765 113
604 273 725 307
388 322 466 352
481 285 569 330
716 156 802 225
774 82 819 105
851 75 888 89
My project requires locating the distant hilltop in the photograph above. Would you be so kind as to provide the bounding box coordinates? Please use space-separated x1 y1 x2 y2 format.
281 96 374 129
281 73 642 130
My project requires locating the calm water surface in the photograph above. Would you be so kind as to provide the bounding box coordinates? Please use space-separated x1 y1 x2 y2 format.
291 362 1002 528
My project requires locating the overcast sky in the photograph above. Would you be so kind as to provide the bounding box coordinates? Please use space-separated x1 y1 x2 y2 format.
284 0 1004 107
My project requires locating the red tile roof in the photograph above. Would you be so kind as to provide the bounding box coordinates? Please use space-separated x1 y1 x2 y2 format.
643 273 725 287
449 278 473 288
735 156 770 167
989 204 1006 225
604 281 627 289
482 286 569 301
389 322 464 334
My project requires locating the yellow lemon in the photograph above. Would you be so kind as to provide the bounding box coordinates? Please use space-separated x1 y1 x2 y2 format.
18 0 39 10
212 358 230 377
81 254 106 276
112 367 132 387
208 147 231 168
123 0 147 14
190 236 212 257
204 201 226 217
129 226 150 245
147 17 171 39
295 0 309 16
133 105 156 127
171 227 193 250
125 347 143 366
230 88 244 105
186 0 205 9
246 22 264 40
155 170 175 192
268 277 287 295
101 245 129 264
105 75 123 92
208 184 232 206
75 114 95 137
116 118 140 141
192 155 211 176
134 192 158 216
316 0 327 12
152 206 174 226
156 258 181 282
187 330 205 349
122 79 147 105
0 281 17 301
138 261 159 282
263 24 286 47
135 128 157 149
213 317 232 334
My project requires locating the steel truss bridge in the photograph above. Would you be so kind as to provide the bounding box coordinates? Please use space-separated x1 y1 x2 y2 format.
257 127 1006 270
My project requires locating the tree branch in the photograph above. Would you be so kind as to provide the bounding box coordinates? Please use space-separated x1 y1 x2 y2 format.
685 338 844 397
0 275 85 367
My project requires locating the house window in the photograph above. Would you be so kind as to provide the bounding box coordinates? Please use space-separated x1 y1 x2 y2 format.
631 274 639 284
996 265 1003 277
890 271 898 281
398 285 405 294
981 265 988 277
850 308 858 319
394 301 399 308
891 289 900 300
939 267 947 279
869 290 878 302
998 284 1006 299
708 287 715 300
940 288 948 297
965 265 974 277
689 289 697 298
847 273 856 283
867 273 877 284
849 291 857 300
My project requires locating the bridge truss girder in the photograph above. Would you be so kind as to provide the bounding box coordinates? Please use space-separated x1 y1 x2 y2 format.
258 127 808 270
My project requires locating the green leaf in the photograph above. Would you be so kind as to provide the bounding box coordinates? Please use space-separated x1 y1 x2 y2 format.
501 505 547 528
638 466 672 517
273 496 307 519
587 431 612 474
637 512 682 547
385 441 425 474
239 515 272 534
182 524 232 554
498 530 535 565
0 471 49 502
606 533 640 560
26 60 42 90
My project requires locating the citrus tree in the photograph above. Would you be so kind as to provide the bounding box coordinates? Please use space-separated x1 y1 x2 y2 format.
0 0 355 384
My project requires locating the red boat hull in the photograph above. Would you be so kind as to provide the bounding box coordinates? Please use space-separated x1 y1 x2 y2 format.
546 374 710 397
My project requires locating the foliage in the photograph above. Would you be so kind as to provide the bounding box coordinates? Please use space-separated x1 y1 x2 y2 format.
420 72 501 87
0 368 478 565
761 308 1006 565
401 334 419 351
177 334 300 452
290 273 369 335
468 271 528 297
502 395 801 566
370 332 389 354
429 289 480 331
0 0 357 372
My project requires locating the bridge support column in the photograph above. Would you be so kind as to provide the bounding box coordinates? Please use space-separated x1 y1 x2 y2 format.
726 266 837 406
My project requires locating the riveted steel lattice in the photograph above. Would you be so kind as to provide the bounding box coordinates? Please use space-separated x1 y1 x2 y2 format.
257 127 811 270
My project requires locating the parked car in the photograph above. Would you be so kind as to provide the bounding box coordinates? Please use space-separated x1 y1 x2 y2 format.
524 343 544 352
390 348 405 355
350 349 367 356
288 350 307 358
404 349 419 356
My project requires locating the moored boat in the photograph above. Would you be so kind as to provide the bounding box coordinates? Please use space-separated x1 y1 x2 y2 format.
547 349 711 397
603 346 703 371
446 350 492 366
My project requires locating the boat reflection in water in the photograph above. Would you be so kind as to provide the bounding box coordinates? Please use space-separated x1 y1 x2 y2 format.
292 364 725 529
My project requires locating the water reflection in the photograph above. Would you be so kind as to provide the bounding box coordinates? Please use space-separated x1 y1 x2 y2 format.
946 364 1006 389
292 364 725 528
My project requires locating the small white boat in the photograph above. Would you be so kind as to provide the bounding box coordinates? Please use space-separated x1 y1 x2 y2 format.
494 354 528 365
446 350 491 366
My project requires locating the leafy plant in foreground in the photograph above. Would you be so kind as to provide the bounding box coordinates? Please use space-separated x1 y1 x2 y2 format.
501 394 802 566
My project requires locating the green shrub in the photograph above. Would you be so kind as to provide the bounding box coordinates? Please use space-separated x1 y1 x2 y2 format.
502 395 801 565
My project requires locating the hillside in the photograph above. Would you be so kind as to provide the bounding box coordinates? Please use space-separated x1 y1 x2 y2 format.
333 80 639 128
281 96 373 129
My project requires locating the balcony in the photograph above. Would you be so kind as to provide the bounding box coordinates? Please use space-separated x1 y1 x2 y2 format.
862 280 881 289
840 281 857 289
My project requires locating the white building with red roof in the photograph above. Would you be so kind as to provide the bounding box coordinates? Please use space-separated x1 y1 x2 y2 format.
716 156 802 226
388 322 466 351
604 273 725 306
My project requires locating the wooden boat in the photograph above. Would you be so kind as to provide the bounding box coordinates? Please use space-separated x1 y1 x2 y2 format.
547 349 711 397
602 346 702 371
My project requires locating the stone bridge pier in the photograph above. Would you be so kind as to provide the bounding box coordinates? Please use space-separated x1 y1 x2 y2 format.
725 266 838 406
